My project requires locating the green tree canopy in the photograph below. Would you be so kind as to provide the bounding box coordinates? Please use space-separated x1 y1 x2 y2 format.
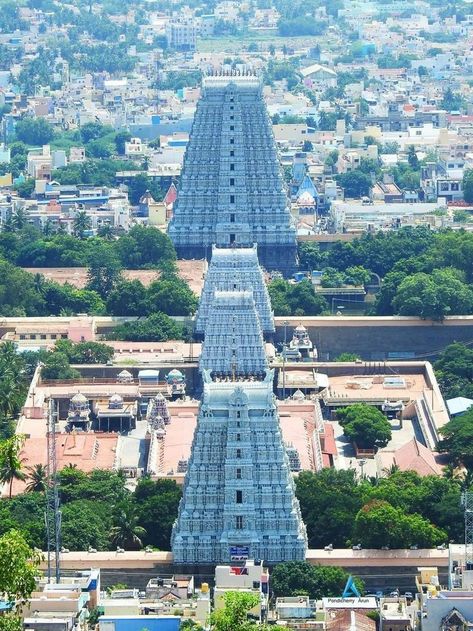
15 117 55 146
271 561 363 599
392 268 473 320
337 403 392 449
353 500 446 548
438 408 473 472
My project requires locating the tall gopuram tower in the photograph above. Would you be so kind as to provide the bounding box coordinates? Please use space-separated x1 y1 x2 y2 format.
195 245 275 336
167 73 297 275
172 288 307 564
171 370 307 564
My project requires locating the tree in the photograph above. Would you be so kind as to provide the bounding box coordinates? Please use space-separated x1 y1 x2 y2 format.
271 562 363 600
441 87 463 112
15 117 54 145
116 226 176 269
109 502 146 550
54 340 114 364
337 403 392 449
268 279 327 316
321 267 346 288
210 592 260 631
106 280 148 316
79 122 110 144
41 352 80 380
463 169 473 203
113 130 131 156
86 247 123 297
336 170 372 198
72 211 92 239
126 174 162 205
14 179 35 199
0 436 26 498
61 500 111 551
133 478 182 549
407 145 419 170
434 342 473 400
353 500 446 548
438 409 473 472
146 277 198 316
296 469 363 548
392 268 473 320
0 529 41 629
25 463 48 493
298 242 326 271
108 312 187 342
302 140 313 152
344 265 371 286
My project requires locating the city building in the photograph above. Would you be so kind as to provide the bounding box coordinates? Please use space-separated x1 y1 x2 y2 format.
165 18 197 51
168 74 297 274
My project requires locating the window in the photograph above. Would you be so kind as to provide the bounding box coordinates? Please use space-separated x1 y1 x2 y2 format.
236 490 243 503
236 448 241 458
451 183 459 191
230 150 234 156
230 178 235 185
230 138 234 144
236 433 241 441
236 516 243 529
230 213 235 223
236 411 241 418
230 194 235 203
230 163 235 171
230 105 234 110
236 468 242 479
230 125 234 131
230 115 234 120
230 233 236 244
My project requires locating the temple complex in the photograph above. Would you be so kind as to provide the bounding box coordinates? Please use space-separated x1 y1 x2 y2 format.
171 370 307 564
168 74 297 275
195 245 275 336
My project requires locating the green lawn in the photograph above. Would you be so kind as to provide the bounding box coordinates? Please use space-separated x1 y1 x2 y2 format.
197 31 327 54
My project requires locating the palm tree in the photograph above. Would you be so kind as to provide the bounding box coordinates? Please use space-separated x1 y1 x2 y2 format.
25 463 48 493
97 224 114 240
72 211 92 239
11 208 28 231
382 463 400 477
109 503 146 550
0 435 26 498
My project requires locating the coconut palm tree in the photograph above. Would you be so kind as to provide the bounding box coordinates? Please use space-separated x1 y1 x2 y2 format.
109 503 146 550
0 435 26 498
72 211 92 239
11 208 28 231
25 463 48 493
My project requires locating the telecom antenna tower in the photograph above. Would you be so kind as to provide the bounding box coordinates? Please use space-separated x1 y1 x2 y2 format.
45 398 61 582
462 491 473 569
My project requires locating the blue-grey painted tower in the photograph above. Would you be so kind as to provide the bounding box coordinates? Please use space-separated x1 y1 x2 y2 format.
168 74 297 275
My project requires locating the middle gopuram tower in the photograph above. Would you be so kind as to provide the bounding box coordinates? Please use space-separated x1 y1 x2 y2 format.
168 73 297 275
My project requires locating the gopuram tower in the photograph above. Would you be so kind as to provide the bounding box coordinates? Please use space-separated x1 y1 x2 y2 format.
172 272 307 564
168 73 297 275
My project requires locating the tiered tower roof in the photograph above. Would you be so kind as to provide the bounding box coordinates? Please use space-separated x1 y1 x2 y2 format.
195 244 274 335
199 290 268 376
171 370 307 563
168 75 297 275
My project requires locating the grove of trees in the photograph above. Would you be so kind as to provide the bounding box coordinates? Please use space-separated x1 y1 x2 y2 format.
298 227 473 319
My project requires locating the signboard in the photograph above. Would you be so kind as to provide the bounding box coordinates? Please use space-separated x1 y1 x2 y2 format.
322 597 377 609
230 546 249 561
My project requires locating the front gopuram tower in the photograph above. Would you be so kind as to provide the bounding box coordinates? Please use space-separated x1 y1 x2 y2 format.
171 371 307 564
167 74 297 275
